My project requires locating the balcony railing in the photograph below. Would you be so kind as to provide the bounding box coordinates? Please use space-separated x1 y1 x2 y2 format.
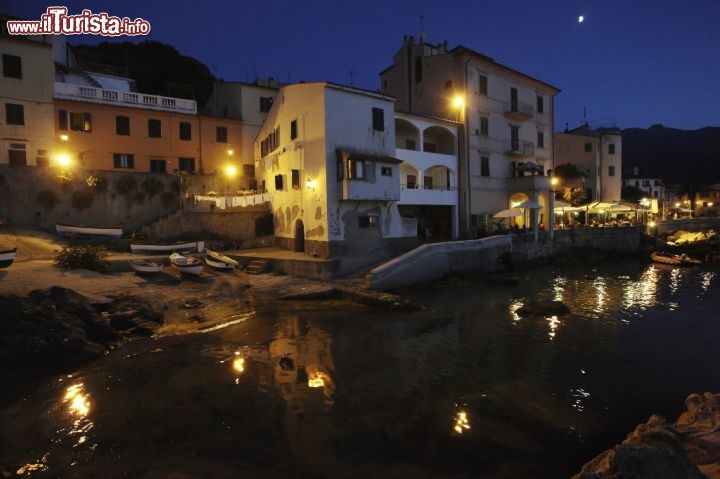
54 82 197 114
505 140 534 158
503 100 534 120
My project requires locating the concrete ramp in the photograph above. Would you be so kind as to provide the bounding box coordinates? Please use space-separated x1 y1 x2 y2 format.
366 235 513 291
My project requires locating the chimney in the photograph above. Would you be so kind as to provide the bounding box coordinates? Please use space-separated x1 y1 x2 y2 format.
633 166 640 176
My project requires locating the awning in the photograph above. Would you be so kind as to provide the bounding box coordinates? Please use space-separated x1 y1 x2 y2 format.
336 149 403 164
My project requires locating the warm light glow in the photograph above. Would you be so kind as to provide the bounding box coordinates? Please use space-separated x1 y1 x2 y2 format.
306 178 317 190
60 134 69 141
224 165 238 177
233 355 245 374
551 177 559 186
675 202 681 208
57 154 71 167
453 95 464 109
709 202 714 207
648 220 656 227
227 149 234 156
308 372 325 388
546 315 561 339
64 383 90 417
453 410 471 434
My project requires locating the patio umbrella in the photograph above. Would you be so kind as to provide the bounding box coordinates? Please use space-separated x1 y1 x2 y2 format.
517 200 541 209
493 207 523 218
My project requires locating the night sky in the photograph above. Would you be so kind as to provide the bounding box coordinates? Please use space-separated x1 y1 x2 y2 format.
5 0 720 131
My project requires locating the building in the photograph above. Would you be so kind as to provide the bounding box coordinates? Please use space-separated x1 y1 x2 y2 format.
254 82 416 259
1 15 56 166
380 35 560 236
622 166 664 202
554 124 622 203
395 111 460 239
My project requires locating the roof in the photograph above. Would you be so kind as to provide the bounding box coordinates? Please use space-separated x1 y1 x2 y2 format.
337 149 403 165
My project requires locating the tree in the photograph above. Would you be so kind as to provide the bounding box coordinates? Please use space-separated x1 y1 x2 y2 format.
552 163 586 205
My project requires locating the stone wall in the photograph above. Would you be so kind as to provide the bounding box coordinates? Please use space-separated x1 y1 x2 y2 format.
366 226 642 291
0 165 180 235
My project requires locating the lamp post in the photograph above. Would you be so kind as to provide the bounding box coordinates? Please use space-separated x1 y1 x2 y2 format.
452 94 468 238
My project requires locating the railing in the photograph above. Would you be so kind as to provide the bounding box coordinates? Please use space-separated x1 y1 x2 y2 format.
401 184 457 191
505 140 534 157
54 82 197 114
504 100 534 119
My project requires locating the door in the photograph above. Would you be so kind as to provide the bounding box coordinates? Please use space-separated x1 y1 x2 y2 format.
294 220 305 253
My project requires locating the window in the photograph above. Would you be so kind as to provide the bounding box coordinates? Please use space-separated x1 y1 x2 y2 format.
478 74 487 95
60 111 92 132
608 165 615 177
37 149 49 167
5 103 24 125
654 180 661 186
510 125 520 151
179 122 192 140
260 126 280 157
480 156 490 177
243 164 255 179
381 166 392 176
115 115 130 135
537 95 544 114
414 56 422 83
216 126 227 143
290 119 297 140
372 107 384 132
479 115 489 136
584 142 592 152
260 96 274 113
642 180 650 186
608 143 616 154
358 215 378 228
274 174 284 190
291 169 300 189
8 143 26 166
405 139 416 150
348 159 365 180
149 159 167 173
148 119 161 138
537 131 545 148
2 54 22 78
179 157 195 172
113 153 134 169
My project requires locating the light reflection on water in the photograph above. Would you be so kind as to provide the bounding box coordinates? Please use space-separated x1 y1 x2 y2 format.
2 260 720 478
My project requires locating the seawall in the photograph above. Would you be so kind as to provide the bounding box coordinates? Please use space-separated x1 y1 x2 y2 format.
366 226 642 291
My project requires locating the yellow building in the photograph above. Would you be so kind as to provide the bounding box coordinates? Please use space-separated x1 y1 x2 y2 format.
0 15 56 166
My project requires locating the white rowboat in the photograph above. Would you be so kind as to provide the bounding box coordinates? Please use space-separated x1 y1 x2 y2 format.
128 259 163 274
169 252 204 276
205 250 239 270
130 240 204 254
0 247 17 269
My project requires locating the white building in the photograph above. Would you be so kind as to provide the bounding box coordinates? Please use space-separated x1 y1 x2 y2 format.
395 112 460 239
254 82 416 261
554 124 623 203
380 35 560 236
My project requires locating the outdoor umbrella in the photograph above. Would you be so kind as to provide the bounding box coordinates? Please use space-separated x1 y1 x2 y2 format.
493 207 523 230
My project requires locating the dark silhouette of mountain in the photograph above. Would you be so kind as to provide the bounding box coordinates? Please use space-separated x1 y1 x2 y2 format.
622 125 720 186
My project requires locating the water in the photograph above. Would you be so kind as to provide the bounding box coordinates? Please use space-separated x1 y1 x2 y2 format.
3 260 720 478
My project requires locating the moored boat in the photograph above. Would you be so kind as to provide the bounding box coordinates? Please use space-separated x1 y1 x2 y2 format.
650 251 702 266
205 250 239 270
56 223 123 239
128 259 163 274
169 252 204 276
0 247 17 269
130 240 204 254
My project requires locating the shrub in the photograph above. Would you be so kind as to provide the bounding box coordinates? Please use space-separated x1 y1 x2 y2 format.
141 177 165 198
36 189 60 210
56 170 74 191
115 175 137 196
55 245 109 273
86 174 108 192
71 189 94 210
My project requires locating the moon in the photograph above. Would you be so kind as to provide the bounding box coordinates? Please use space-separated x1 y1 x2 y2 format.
578 15 585 23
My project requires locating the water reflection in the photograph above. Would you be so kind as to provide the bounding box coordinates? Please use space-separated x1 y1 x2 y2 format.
453 409 471 435
546 315 561 340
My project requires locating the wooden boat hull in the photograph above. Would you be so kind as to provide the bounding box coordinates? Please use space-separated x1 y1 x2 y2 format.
56 223 123 239
169 253 204 276
130 241 204 254
128 259 163 274
651 251 702 266
206 250 239 270
0 247 17 269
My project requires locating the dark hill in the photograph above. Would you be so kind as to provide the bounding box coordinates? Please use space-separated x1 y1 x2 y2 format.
622 125 720 185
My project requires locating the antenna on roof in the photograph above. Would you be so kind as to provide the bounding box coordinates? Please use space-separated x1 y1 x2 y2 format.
419 15 426 42
349 70 354 86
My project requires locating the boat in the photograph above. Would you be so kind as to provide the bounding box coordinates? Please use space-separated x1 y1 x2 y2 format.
128 259 163 274
56 223 123 239
205 250 239 270
169 252 204 276
130 240 204 254
0 247 17 269
650 251 702 266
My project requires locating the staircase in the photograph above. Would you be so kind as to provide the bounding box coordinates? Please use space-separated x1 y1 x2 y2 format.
245 259 269 275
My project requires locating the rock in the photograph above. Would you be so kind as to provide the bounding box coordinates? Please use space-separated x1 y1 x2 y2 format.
517 299 570 318
574 393 720 479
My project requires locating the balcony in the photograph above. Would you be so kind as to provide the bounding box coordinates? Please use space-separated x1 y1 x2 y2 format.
54 82 197 114
505 140 534 158
503 100 534 121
